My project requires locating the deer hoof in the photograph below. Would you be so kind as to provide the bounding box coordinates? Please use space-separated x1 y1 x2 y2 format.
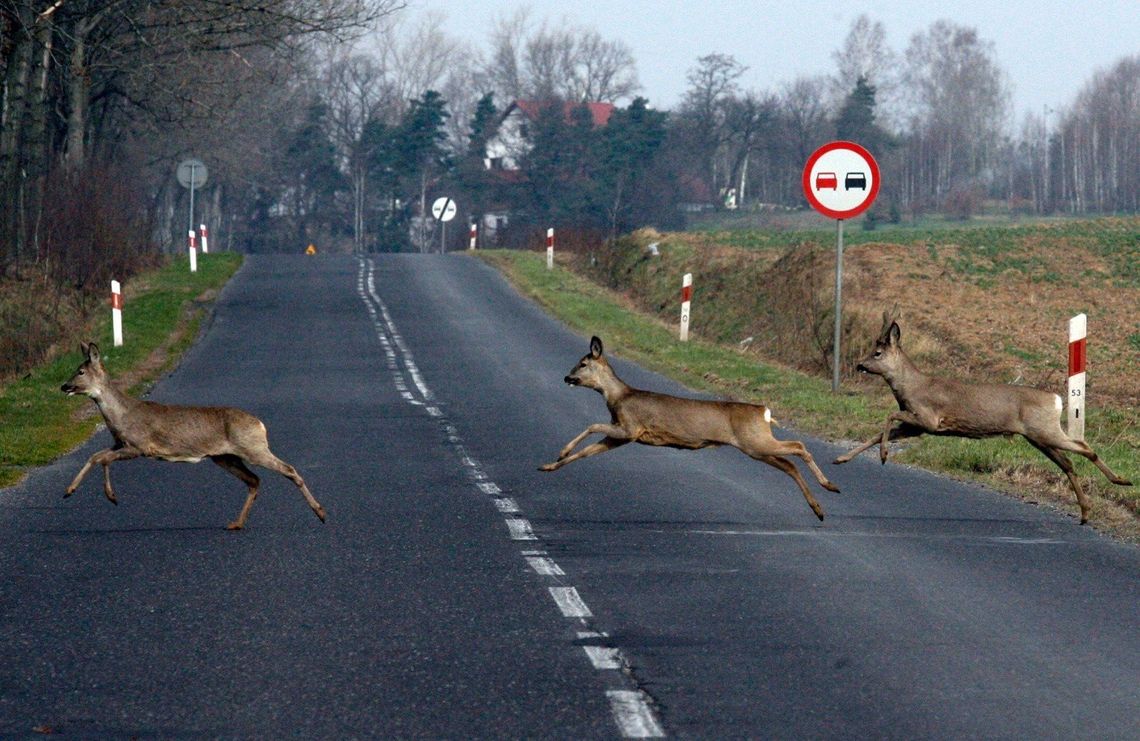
314 506 328 523
823 481 840 493
538 463 558 472
225 521 245 531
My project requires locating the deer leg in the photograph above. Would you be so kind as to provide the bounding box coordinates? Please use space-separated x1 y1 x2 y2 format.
212 455 261 531
66 446 140 504
553 423 629 461
762 440 840 493
879 412 928 463
1050 438 1133 487
834 423 925 464
754 455 826 521
1025 439 1091 524
539 436 630 472
244 450 327 525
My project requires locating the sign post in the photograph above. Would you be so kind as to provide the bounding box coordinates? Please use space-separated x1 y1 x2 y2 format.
199 223 209 254
802 140 880 391
431 196 457 253
546 228 554 270
176 159 208 258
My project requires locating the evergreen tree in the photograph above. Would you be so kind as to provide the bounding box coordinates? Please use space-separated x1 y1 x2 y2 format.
597 97 668 236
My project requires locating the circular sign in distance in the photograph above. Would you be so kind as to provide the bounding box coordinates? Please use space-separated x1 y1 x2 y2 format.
802 141 880 220
431 196 457 222
176 158 208 189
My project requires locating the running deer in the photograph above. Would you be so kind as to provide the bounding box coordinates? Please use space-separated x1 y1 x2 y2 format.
60 342 327 530
539 336 840 520
833 313 1131 523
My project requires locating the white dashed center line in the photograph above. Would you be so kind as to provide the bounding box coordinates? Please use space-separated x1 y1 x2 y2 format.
356 257 665 737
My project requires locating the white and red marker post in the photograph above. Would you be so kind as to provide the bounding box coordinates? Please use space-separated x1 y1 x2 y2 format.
110 280 123 347
679 272 693 341
199 223 209 253
469 222 477 250
1068 313 1087 441
188 229 198 272
546 227 554 270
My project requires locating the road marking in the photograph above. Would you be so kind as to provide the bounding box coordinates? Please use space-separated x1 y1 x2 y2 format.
607 691 665 738
494 497 520 514
506 517 537 541
526 555 565 576
550 587 593 618
356 257 665 738
678 528 1071 545
578 632 623 670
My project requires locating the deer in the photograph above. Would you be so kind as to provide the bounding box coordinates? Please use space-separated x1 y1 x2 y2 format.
60 342 327 530
539 336 840 521
833 312 1131 524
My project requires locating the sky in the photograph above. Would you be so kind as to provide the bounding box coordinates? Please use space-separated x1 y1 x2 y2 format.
403 0 1140 122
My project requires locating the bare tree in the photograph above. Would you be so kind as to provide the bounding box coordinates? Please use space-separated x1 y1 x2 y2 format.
1060 55 1140 213
477 11 639 104
900 20 1011 208
830 14 901 130
677 53 747 202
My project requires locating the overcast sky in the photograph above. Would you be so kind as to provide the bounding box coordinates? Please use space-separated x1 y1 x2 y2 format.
404 0 1140 122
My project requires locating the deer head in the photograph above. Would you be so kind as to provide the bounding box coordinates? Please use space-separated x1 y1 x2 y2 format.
564 336 614 392
856 311 903 378
61 343 109 399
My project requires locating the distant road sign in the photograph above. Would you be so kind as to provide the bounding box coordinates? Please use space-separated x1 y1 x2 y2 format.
802 141 879 219
176 158 208 189
431 196 457 222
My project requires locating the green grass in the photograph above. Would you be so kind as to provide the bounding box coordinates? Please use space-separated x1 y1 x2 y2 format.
0 253 242 487
478 249 1139 535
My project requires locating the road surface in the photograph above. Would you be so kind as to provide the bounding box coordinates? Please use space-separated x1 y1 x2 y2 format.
1 254 1136 738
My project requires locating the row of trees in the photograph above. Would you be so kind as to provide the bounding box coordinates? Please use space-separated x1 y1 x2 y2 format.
1 0 399 276
2 6 1138 267
677 18 1140 220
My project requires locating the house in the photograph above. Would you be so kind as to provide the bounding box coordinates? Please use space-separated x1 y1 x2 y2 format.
484 100 616 172
480 100 615 243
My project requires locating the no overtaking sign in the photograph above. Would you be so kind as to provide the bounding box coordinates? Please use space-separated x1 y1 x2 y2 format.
802 141 879 220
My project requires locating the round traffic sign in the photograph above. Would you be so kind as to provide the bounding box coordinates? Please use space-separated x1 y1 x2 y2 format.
802 141 879 219
176 158 208 189
431 196 457 222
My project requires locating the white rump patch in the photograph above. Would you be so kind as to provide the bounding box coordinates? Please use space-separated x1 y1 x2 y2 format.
763 408 772 423
1054 394 1063 412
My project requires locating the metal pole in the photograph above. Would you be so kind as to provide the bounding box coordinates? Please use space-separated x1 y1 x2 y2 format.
187 163 197 249
832 219 844 392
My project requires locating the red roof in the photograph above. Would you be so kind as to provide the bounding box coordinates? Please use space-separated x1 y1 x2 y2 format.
508 100 615 127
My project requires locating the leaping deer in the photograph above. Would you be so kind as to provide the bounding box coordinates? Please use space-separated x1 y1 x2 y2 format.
60 342 327 530
833 313 1131 523
540 336 840 521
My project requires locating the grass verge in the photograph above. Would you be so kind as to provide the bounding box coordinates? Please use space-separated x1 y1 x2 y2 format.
0 253 243 488
477 249 1139 541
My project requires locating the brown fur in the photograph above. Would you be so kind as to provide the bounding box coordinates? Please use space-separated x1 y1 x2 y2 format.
61 342 326 530
833 313 1131 523
540 336 839 521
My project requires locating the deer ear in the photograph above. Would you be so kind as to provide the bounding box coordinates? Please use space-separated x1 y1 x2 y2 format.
590 336 603 358
87 343 102 363
888 322 901 346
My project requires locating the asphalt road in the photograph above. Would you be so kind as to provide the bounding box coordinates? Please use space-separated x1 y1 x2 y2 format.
1 253 1137 738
